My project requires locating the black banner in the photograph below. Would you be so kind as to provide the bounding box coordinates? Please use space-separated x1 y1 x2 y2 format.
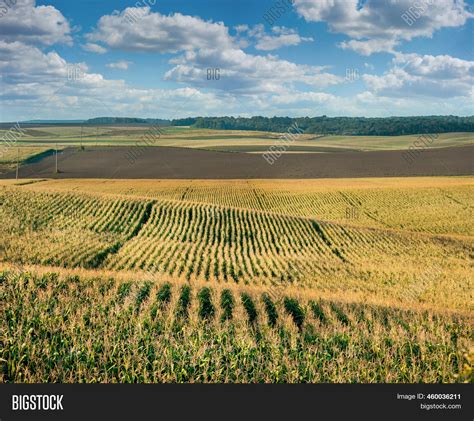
0 384 472 420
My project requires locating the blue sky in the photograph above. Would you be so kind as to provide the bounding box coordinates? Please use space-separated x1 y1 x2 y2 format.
0 0 473 121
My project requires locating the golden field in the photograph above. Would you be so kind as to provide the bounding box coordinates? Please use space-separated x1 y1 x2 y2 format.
1 176 472 382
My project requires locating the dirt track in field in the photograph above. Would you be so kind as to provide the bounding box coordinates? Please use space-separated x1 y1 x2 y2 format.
2 145 472 179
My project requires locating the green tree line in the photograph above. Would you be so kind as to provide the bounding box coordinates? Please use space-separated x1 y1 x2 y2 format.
171 115 474 135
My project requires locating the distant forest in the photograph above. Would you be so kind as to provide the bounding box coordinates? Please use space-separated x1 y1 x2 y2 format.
172 116 474 136
86 117 171 126
85 116 474 136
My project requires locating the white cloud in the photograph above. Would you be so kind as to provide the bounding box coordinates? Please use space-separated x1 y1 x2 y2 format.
0 39 231 120
87 8 234 53
82 43 107 54
234 24 249 33
1 2 472 120
165 47 343 94
339 39 398 56
1 43 472 120
0 40 114 101
106 60 132 70
239 25 314 51
294 0 473 55
0 41 85 89
0 6 343 120
86 8 339 94
363 53 474 98
0 0 71 46
0 39 347 120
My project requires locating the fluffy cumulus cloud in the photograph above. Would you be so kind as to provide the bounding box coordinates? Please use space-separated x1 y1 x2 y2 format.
0 4 231 120
0 36 343 119
87 8 235 53
0 0 72 46
86 9 339 94
0 37 229 120
0 40 120 102
363 53 474 98
165 48 342 94
1 2 472 120
293 0 473 55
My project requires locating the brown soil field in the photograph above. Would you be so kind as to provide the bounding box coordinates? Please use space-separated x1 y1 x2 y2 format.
1 145 472 179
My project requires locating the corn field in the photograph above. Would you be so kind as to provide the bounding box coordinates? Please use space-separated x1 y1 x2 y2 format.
0 181 472 310
0 178 472 383
1 270 471 383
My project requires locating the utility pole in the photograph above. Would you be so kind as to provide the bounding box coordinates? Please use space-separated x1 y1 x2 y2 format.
16 147 19 180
